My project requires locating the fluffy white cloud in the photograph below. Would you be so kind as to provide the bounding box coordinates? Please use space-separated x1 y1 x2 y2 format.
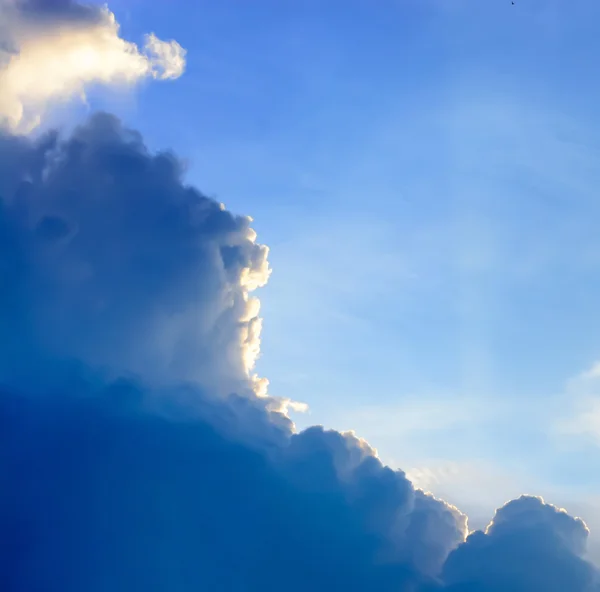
0 0 186 132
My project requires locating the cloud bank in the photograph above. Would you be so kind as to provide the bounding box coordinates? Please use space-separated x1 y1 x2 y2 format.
0 2 599 591
0 0 186 132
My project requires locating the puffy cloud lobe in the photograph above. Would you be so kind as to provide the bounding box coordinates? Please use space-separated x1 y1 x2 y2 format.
0 0 186 131
442 496 599 591
281 427 467 577
0 113 598 591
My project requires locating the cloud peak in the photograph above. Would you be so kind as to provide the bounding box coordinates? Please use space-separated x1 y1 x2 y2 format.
0 0 186 131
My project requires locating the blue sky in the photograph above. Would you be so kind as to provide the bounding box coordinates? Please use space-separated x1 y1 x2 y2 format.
46 0 600 535
4 0 600 588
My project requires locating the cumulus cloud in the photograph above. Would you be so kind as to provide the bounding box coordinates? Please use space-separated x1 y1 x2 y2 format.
0 112 468 591
0 0 186 131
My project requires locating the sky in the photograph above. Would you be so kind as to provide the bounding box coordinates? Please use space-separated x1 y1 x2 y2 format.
91 0 600 533
1 0 600 590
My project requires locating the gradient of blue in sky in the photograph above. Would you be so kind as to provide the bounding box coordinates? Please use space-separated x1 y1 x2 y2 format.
81 0 600 536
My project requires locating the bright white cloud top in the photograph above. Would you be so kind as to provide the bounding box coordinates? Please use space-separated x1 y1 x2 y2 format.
0 0 186 132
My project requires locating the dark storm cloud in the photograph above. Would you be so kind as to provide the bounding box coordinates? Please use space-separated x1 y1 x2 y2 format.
0 113 598 591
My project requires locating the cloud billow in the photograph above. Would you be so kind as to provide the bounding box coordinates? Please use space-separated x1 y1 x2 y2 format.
0 113 269 400
0 0 186 132
443 496 598 591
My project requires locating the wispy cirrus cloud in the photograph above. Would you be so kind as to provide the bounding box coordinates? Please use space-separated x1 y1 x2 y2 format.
557 362 600 446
